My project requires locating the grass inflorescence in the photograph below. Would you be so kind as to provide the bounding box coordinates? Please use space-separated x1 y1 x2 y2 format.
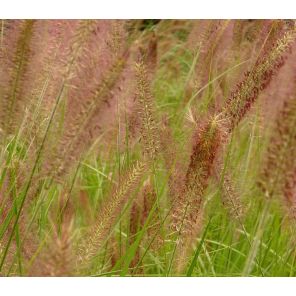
0 19 296 277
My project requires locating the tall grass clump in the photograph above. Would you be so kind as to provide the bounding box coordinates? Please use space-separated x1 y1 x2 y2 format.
1 19 296 277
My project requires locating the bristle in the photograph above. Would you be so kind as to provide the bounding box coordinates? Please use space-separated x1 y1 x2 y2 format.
0 20 36 135
78 160 146 269
221 172 245 221
29 192 75 276
170 116 222 273
42 21 130 179
223 26 296 131
284 170 296 221
259 97 296 200
135 58 160 161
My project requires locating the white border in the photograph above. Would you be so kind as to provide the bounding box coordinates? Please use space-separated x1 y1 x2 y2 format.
1 0 296 294
1 277 296 296
0 0 295 19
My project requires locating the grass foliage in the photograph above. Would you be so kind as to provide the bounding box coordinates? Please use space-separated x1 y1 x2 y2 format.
0 19 296 276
